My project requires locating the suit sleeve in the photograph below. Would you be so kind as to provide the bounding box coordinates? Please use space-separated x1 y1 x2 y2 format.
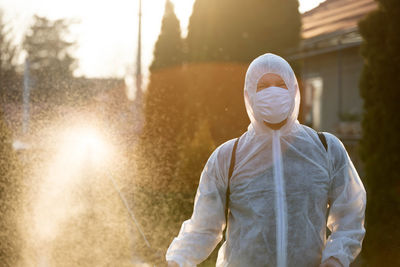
321 134 366 267
166 143 231 267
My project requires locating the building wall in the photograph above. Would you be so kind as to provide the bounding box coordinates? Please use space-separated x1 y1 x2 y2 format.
340 47 364 119
301 46 364 133
300 46 365 176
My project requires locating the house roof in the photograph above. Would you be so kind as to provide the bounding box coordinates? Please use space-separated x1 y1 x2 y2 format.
302 0 378 40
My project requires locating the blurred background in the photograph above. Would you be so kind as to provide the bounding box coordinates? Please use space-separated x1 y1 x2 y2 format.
0 0 398 266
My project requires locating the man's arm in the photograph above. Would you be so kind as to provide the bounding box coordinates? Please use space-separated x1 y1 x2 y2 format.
321 135 366 267
166 145 229 267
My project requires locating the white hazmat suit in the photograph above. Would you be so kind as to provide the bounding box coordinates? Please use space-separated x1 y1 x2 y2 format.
166 53 366 267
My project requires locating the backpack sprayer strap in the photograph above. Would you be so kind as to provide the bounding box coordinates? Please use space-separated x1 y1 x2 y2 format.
317 132 328 151
223 137 240 241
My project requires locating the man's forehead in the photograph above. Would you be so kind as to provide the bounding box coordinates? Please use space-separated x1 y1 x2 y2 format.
259 73 284 79
255 71 288 85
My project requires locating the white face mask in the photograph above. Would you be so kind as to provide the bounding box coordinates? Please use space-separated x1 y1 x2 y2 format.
254 86 292 124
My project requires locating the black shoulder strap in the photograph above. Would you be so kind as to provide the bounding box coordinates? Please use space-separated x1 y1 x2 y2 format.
228 138 240 180
317 132 328 151
223 137 240 241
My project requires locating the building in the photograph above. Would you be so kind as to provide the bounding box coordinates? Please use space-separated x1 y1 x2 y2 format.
288 0 377 174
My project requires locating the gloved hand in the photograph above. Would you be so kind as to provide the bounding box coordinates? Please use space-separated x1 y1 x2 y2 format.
319 257 343 267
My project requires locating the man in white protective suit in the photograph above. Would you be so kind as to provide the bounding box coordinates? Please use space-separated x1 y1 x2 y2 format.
166 53 366 267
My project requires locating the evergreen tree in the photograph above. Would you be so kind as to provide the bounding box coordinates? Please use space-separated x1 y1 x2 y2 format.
140 67 186 186
185 0 220 62
150 0 184 71
0 108 21 266
23 15 76 103
140 0 185 184
135 2 186 261
187 0 301 62
182 62 249 144
174 119 216 194
358 0 400 265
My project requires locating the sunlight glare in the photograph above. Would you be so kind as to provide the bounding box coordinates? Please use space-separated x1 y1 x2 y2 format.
32 123 112 241
57 125 111 168
299 0 326 13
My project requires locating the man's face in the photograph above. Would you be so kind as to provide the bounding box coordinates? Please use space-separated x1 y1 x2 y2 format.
256 73 288 92
255 73 289 129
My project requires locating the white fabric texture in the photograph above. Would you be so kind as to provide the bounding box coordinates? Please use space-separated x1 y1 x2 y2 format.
166 53 366 267
253 86 292 124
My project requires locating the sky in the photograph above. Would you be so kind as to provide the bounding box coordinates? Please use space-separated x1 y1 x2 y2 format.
0 0 326 87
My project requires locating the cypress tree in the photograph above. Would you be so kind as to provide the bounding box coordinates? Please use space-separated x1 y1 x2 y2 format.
174 119 216 194
185 0 220 62
150 0 184 71
141 0 185 183
187 0 301 62
358 0 400 265
136 2 186 262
